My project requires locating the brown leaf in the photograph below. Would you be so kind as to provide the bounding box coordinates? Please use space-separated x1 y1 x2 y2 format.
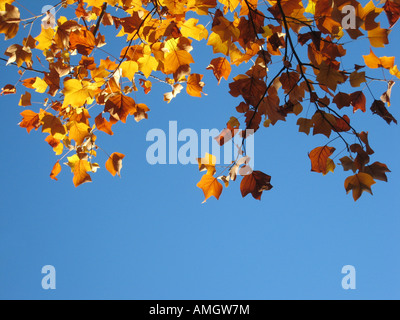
0 4 20 40
18 91 31 106
384 0 400 28
363 162 391 182
240 170 273 200
0 84 16 95
371 100 397 125
345 173 376 201
350 91 366 113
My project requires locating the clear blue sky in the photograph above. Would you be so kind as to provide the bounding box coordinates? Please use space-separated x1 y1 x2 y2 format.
0 1 399 300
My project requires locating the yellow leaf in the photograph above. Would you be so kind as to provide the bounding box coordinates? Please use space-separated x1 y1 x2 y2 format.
35 27 55 51
120 60 138 81
197 153 217 175
163 50 194 75
63 79 98 108
180 18 208 41
67 121 91 145
137 54 158 78
368 26 390 48
32 77 48 93
363 49 395 69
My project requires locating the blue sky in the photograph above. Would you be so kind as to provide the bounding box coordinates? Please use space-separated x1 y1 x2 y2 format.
0 1 399 300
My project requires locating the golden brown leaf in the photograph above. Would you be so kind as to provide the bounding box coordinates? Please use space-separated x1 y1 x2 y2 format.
345 173 376 201
106 152 125 177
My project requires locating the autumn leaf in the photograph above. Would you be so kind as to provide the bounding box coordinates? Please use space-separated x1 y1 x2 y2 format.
384 0 400 28
197 153 217 175
350 71 366 87
69 28 96 56
309 146 336 175
95 113 115 135
206 57 231 84
186 73 205 97
197 174 223 203
370 100 397 125
180 18 208 41
106 152 125 177
104 93 136 123
368 26 390 48
50 161 62 181
297 118 314 135
19 110 40 133
1 84 16 95
363 49 394 69
66 155 92 187
312 111 337 138
63 79 99 108
363 162 391 182
35 27 55 51
0 4 20 40
350 91 366 113
163 50 194 75
316 61 346 92
41 113 67 139
67 121 91 146
240 171 273 200
4 44 32 67
345 173 376 201
18 91 31 106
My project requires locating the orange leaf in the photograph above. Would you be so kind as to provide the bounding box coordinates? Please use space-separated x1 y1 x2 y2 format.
50 161 62 181
106 152 125 177
197 174 223 203
19 110 40 133
186 73 205 97
207 57 231 84
309 146 336 175
95 113 115 135
363 49 395 69
73 159 92 187
104 94 136 123
69 28 96 56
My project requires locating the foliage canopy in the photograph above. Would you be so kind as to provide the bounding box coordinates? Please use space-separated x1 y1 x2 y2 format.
1 0 399 202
